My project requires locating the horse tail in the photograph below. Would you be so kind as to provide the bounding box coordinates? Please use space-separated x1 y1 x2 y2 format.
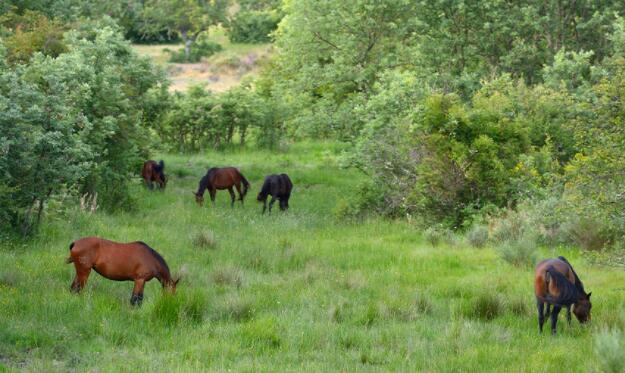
66 242 75 263
239 172 250 198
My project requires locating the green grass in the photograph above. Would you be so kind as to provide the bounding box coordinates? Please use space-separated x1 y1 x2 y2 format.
1 141 624 371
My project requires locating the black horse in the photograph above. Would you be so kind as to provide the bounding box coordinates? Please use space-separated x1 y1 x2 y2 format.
257 174 293 214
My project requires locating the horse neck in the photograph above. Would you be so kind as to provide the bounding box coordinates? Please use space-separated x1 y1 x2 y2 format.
158 268 174 288
552 272 582 305
197 175 210 196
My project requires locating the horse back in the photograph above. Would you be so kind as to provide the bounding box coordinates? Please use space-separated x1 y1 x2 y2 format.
70 237 165 280
142 160 156 179
534 258 576 300
209 167 241 189
280 174 293 194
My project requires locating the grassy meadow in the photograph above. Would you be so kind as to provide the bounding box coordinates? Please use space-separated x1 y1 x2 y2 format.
1 142 624 371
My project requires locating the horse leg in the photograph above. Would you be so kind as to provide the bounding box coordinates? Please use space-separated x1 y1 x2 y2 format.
209 189 216 206
536 298 545 333
550 305 562 335
130 279 146 306
70 266 91 294
262 199 267 214
268 196 277 213
279 198 287 211
545 303 551 318
234 183 244 205
228 187 235 208
566 305 572 326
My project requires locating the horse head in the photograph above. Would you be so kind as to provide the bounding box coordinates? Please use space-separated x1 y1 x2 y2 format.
165 276 181 294
193 192 204 206
573 292 592 323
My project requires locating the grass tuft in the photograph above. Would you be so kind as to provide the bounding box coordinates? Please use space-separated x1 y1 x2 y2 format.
595 328 625 373
193 230 217 250
211 267 244 288
463 293 504 321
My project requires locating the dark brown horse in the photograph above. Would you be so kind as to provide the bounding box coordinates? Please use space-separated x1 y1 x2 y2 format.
257 173 293 214
66 237 179 306
534 256 591 334
194 167 250 207
141 160 167 190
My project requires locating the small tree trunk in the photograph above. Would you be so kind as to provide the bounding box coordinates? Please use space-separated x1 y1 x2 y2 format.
184 39 192 61
180 31 193 61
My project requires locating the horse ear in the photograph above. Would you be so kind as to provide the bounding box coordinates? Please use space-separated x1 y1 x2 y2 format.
587 292 592 298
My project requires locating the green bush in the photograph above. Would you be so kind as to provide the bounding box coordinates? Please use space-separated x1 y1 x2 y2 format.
228 11 280 43
159 85 280 151
0 20 165 234
467 225 489 248
166 40 223 63
498 232 538 267
424 225 455 247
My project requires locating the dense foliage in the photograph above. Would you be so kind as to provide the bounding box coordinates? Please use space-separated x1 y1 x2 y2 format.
228 10 280 44
142 0 228 62
3 1 625 250
166 38 223 63
159 83 279 151
0 18 166 234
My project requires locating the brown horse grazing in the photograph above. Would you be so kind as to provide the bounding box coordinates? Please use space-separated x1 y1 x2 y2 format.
194 167 250 207
534 256 592 335
66 237 179 306
257 173 293 214
141 160 167 190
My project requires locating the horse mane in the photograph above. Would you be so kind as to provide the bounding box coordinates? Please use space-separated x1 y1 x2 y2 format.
558 256 585 293
546 265 583 306
258 176 273 198
135 241 171 275
154 160 166 179
196 169 216 196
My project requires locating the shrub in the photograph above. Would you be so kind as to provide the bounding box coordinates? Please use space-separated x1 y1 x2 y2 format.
595 328 625 373
0 21 166 234
467 225 489 248
228 11 280 43
562 217 612 251
167 40 223 63
424 225 455 247
498 232 538 267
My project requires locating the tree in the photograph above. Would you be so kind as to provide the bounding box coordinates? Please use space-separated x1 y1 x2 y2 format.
0 19 167 235
142 0 228 61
